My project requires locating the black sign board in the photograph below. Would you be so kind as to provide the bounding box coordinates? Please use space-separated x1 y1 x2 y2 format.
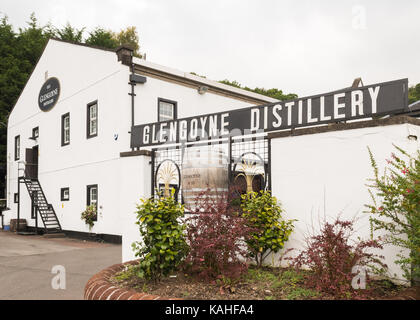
131 78 408 148
38 77 60 111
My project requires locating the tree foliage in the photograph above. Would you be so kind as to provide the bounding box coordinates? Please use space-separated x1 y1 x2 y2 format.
54 22 84 42
85 27 119 49
0 13 143 198
366 145 420 282
114 26 142 58
219 79 298 101
408 83 420 104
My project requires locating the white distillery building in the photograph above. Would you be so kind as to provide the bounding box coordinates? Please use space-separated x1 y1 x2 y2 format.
3 38 277 242
4 38 420 284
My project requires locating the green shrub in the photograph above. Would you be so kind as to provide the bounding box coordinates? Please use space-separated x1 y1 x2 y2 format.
367 145 420 282
132 190 188 283
241 190 295 268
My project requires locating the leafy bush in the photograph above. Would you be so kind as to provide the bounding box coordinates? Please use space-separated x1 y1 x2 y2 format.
132 190 188 283
367 145 420 282
241 190 295 267
184 191 251 280
290 218 386 299
81 204 97 231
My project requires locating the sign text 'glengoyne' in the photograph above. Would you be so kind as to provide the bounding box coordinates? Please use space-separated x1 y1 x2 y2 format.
131 79 408 148
38 77 60 112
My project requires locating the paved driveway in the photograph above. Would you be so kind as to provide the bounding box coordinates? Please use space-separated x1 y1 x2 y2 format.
0 231 121 300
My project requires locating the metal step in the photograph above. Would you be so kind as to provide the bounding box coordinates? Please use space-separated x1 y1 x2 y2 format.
22 179 62 233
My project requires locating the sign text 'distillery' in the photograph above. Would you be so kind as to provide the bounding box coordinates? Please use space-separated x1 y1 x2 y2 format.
131 79 408 148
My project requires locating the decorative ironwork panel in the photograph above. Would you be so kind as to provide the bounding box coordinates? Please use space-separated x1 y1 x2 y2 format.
151 136 271 204
230 136 271 194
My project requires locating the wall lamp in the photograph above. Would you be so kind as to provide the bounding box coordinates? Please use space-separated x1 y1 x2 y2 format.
198 86 208 94
129 74 147 84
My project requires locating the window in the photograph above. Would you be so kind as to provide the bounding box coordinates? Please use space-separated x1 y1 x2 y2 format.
14 193 19 203
32 127 39 139
158 98 177 122
87 101 98 138
87 184 98 221
14 135 20 160
60 188 70 201
61 113 70 146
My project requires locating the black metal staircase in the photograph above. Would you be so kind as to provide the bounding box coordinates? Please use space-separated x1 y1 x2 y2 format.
21 177 62 234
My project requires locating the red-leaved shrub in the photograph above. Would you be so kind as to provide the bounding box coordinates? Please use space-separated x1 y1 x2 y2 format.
290 218 386 299
184 191 251 280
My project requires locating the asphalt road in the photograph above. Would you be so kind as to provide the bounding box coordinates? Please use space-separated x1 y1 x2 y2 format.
0 231 121 300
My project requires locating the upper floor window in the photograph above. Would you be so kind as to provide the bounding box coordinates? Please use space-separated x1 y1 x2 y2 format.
14 135 20 160
158 98 177 122
87 101 98 138
61 113 70 146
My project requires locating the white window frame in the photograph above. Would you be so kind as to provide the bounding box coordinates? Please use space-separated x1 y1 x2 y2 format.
158 98 177 122
87 101 98 138
62 113 70 146
15 135 20 160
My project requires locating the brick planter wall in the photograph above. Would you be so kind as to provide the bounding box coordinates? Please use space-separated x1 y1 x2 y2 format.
84 260 177 300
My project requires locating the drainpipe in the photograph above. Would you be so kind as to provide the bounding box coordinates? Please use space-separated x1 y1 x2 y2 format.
115 47 147 151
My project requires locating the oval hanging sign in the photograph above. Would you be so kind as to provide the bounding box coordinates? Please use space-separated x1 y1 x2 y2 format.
38 77 60 111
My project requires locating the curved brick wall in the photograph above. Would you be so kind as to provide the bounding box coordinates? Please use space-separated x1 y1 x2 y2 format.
84 260 177 300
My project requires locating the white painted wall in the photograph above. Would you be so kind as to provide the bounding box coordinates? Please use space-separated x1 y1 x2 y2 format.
6 39 130 235
270 123 420 284
120 121 419 283
5 39 269 236
120 156 151 262
132 73 273 130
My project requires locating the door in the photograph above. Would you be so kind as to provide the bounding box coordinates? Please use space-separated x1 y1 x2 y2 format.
25 146 38 179
32 146 38 179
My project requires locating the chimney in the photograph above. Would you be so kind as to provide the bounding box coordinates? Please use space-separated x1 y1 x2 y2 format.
115 46 134 66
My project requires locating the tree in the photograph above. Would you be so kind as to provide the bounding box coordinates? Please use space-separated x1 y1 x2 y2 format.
0 13 144 199
408 83 420 104
114 26 142 58
219 79 298 101
0 15 27 198
55 22 84 42
366 145 420 282
85 27 119 49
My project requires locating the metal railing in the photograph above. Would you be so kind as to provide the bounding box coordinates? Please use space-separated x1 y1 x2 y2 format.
17 161 38 179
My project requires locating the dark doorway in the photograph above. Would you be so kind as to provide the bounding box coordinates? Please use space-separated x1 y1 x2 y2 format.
25 146 38 180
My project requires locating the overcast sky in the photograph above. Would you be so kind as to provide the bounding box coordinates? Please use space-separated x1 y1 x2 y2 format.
2 0 419 97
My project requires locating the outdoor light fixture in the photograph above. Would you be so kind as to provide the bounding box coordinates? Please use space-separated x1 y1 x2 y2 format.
408 135 418 141
198 86 208 94
129 74 147 84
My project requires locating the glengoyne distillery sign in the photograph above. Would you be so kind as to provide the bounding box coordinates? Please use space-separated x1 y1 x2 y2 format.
38 77 60 111
131 78 408 148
